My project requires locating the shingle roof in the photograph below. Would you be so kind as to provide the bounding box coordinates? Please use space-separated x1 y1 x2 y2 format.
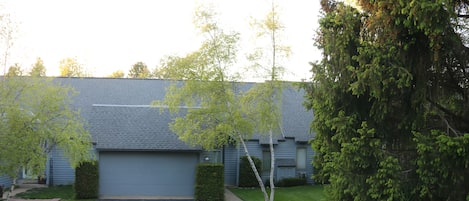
54 77 314 149
90 104 199 151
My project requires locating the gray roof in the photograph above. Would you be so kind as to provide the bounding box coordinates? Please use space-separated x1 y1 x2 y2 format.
89 104 199 151
54 77 314 150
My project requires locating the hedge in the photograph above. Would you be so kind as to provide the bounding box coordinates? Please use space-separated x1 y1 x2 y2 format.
239 156 262 187
195 163 224 201
276 177 307 187
74 161 98 199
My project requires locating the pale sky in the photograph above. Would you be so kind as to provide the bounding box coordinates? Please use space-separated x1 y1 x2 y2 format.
2 0 321 81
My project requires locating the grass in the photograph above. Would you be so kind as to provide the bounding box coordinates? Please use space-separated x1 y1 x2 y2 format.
229 185 324 201
15 185 95 201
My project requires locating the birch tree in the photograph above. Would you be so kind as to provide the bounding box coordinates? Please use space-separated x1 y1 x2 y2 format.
154 5 272 199
0 77 92 199
242 1 290 200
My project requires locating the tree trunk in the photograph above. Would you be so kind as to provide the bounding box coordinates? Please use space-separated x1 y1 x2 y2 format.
238 134 270 201
269 129 275 201
6 177 17 201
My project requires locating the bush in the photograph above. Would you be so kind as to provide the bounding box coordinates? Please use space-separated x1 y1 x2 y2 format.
74 161 98 199
195 163 224 201
276 177 307 187
239 156 262 187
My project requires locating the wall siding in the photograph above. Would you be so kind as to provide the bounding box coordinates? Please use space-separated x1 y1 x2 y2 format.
46 146 75 186
223 139 315 186
0 175 12 189
223 145 239 186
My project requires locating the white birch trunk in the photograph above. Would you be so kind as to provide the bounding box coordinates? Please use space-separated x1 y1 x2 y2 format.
6 177 17 201
237 134 270 201
269 129 275 201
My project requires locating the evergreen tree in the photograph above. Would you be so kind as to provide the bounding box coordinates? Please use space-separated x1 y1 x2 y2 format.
305 1 469 200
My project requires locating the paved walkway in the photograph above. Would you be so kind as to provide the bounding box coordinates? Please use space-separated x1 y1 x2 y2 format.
2 183 50 200
225 188 243 201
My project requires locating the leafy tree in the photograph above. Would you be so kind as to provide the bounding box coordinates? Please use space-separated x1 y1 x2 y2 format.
59 57 86 77
305 0 469 200
29 57 46 77
156 3 288 201
154 4 273 198
241 1 290 200
128 62 150 78
5 63 22 77
108 70 125 78
0 77 92 198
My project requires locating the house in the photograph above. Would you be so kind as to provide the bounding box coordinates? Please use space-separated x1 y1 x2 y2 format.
1 77 314 199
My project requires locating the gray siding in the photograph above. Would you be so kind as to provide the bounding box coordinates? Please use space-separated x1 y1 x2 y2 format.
0 175 12 188
46 146 75 186
223 139 315 186
223 145 239 186
99 151 198 198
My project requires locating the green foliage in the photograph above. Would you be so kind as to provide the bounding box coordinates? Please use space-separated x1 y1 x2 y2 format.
195 163 224 201
414 131 469 201
74 161 98 199
157 5 250 150
239 156 262 187
306 0 469 200
59 57 86 77
128 61 150 78
275 177 306 187
6 63 23 77
29 57 46 77
0 77 92 178
108 70 125 78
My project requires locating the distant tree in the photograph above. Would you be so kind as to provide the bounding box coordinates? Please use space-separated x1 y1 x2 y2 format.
59 57 86 77
108 70 125 78
128 62 150 78
0 12 17 76
0 77 92 199
29 57 46 77
5 63 22 77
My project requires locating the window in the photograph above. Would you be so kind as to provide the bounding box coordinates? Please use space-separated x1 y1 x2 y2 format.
262 150 271 171
296 148 306 169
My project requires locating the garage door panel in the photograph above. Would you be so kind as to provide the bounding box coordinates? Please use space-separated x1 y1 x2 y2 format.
99 152 198 197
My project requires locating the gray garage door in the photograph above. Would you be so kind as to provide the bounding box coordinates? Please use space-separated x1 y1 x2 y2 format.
99 151 199 198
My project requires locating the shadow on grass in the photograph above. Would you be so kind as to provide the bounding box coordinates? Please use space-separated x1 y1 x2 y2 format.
229 185 324 201
15 185 95 201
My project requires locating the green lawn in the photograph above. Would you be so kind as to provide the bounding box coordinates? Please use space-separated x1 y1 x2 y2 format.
229 185 324 201
15 185 95 201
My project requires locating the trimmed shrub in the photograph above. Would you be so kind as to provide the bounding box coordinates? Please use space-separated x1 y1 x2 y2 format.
195 163 224 201
239 156 262 187
275 177 307 187
74 161 98 199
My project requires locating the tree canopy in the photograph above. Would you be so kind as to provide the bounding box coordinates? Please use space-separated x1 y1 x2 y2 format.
29 57 46 77
59 57 86 77
305 0 469 200
108 70 125 78
0 77 92 179
128 62 150 78
6 63 22 77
